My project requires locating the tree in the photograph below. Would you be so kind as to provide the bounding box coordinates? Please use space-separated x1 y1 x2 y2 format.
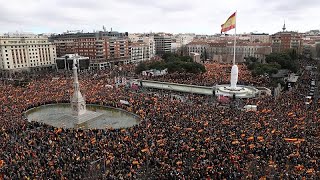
137 53 206 74
201 49 208 63
148 61 166 70
265 52 298 73
135 62 147 74
286 48 298 60
244 56 259 64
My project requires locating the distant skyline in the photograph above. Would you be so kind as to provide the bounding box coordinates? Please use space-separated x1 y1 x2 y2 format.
0 0 319 35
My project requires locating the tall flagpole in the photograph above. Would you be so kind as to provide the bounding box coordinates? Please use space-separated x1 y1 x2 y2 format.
230 11 238 90
233 11 237 65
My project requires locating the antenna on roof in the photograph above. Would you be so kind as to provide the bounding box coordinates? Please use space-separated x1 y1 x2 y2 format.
282 20 286 32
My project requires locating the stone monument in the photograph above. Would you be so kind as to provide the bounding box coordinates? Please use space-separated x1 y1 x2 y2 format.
71 58 87 116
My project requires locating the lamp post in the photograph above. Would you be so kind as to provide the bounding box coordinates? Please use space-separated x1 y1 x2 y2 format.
64 56 68 70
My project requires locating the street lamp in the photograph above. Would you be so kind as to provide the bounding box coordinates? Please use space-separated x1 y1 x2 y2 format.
64 56 68 70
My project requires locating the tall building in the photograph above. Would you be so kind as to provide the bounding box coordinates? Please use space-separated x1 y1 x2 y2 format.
271 23 303 54
128 34 155 60
271 32 302 54
50 31 130 67
130 42 150 63
0 35 56 77
154 34 172 55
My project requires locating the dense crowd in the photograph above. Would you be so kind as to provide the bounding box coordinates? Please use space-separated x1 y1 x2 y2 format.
0 60 319 179
141 63 270 87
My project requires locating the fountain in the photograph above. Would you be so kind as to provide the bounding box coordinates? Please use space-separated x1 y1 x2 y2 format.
25 59 140 129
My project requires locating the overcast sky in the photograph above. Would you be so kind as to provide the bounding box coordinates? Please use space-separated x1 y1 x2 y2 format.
0 0 319 35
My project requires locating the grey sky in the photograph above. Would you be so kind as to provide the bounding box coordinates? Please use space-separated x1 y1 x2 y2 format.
0 0 319 34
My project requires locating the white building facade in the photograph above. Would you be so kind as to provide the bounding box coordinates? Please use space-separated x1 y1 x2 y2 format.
0 35 56 76
187 42 209 56
249 33 270 43
130 43 150 63
128 34 155 61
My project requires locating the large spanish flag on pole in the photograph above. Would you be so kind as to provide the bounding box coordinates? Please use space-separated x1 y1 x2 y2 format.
221 12 236 33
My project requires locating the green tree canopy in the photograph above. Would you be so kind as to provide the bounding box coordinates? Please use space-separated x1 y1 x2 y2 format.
265 50 299 72
136 52 206 74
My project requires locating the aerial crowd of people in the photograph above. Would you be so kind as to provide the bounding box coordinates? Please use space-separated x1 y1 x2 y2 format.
0 59 319 179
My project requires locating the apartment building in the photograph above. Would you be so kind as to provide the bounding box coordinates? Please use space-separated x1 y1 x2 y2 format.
0 35 56 76
128 34 155 60
130 42 150 63
154 34 172 55
50 31 130 67
271 31 303 54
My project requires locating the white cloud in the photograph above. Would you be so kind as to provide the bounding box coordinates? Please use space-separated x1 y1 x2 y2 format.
0 0 319 34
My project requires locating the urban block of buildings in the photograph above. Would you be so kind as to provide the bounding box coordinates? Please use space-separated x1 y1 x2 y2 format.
1 23 320 75
0 35 56 77
50 31 131 69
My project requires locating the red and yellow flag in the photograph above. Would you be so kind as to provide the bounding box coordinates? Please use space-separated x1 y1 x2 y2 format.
221 12 236 33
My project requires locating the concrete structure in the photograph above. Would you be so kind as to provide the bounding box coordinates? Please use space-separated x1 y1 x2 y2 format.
71 59 87 117
140 80 214 95
154 33 172 55
50 31 130 66
171 34 196 53
215 83 260 98
187 41 209 61
174 34 195 45
128 34 155 61
302 39 320 59
187 41 271 63
0 35 56 76
56 54 89 70
25 57 140 129
142 37 156 59
171 39 179 53
271 31 303 54
130 42 150 63
187 41 209 55
190 52 201 63
249 33 270 43
138 79 260 98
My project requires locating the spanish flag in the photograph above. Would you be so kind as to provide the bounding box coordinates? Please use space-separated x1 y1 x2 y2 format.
221 12 236 33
